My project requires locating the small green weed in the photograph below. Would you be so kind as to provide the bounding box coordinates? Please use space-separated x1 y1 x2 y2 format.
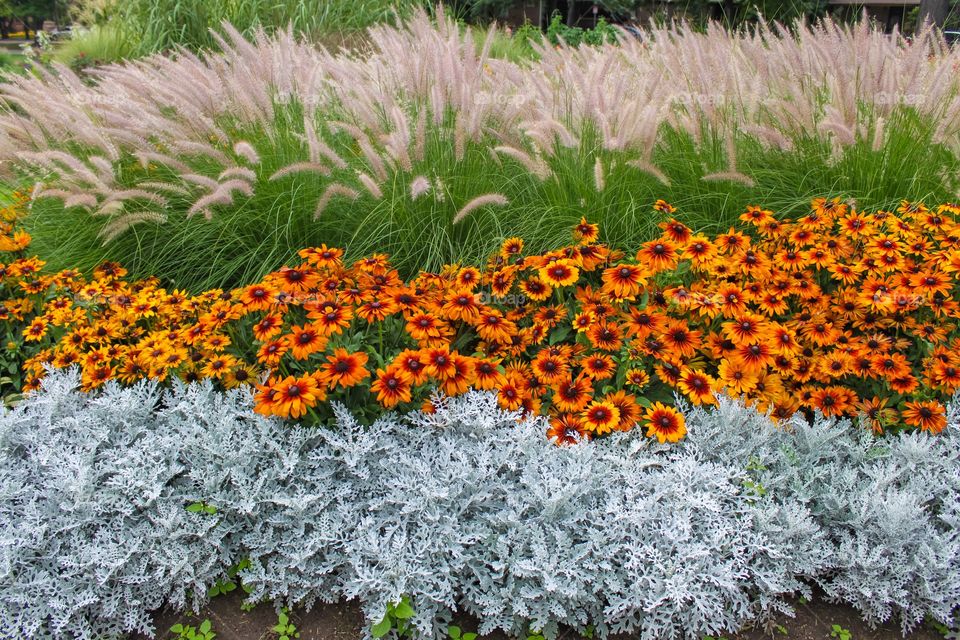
272 608 300 640
447 625 477 640
170 619 215 640
830 624 852 640
372 595 416 638
185 501 218 515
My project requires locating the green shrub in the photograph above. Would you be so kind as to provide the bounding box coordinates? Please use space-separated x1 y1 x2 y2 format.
69 0 430 59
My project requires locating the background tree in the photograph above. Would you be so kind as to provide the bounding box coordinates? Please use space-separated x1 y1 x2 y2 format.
919 0 950 28
6 0 67 38
448 0 642 25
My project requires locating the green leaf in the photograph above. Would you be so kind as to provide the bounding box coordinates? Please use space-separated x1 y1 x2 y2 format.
278 612 289 626
393 600 415 619
549 325 571 345
463 634 477 640
448 625 462 639
371 616 392 638
199 620 211 634
170 624 184 634
185 502 204 512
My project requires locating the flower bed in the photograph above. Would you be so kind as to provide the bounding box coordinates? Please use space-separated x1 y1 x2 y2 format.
3 198 957 440
1 370 957 639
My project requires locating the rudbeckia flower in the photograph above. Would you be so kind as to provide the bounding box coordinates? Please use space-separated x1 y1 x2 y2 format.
538 260 580 288
581 400 621 435
601 263 647 299
319 348 370 389
902 400 947 434
643 402 686 443
371 366 413 408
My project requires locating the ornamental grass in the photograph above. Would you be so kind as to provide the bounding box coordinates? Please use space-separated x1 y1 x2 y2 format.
3 11 960 287
2 197 958 443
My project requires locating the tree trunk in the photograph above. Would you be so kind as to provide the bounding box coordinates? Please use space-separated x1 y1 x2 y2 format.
919 0 950 29
566 0 577 26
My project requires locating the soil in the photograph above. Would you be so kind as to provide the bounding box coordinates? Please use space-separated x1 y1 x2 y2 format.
141 591 946 640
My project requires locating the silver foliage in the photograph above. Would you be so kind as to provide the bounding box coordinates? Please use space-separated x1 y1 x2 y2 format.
0 369 957 639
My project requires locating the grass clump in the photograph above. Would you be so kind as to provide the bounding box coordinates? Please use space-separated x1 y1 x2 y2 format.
3 10 960 290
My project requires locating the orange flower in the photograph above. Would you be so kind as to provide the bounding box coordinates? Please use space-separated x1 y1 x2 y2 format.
732 340 774 372
653 199 676 214
441 289 482 322
678 368 716 405
318 348 370 389
519 276 552 302
636 237 679 272
496 378 525 411
810 386 856 417
271 265 316 293
356 298 400 323
722 313 767 346
902 401 947 434
475 309 517 344
740 206 775 227
573 217 600 244
252 313 284 341
600 390 639 431
202 353 238 379
547 413 590 445
572 310 595 332
298 244 343 269
22 317 48 342
256 339 288 366
440 353 474 396
581 400 621 435
424 346 457 380
601 264 648 299
683 235 717 267
580 354 615 380
371 366 413 408
625 368 650 389
472 358 505 390
81 363 115 391
531 350 570 385
239 283 278 311
306 300 353 336
643 402 686 443
406 312 446 342
857 396 896 434
718 359 760 395
586 321 623 352
538 260 580 288
287 324 327 360
552 377 593 413
258 374 323 419
660 320 702 359
500 237 524 260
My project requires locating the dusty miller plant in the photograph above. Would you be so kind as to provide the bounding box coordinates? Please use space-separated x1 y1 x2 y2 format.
0 368 957 639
